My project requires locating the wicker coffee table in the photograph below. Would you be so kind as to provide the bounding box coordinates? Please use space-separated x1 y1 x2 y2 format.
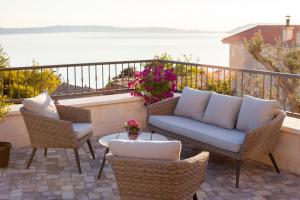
97 131 168 179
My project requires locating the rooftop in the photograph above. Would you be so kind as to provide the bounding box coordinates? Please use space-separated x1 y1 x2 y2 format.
222 25 300 44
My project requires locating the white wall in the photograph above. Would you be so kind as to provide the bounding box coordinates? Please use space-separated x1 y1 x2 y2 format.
229 43 269 70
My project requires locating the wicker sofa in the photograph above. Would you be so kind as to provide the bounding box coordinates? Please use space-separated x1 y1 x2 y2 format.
147 92 286 188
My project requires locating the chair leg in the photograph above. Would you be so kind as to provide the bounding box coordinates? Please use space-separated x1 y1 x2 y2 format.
193 193 198 200
268 153 280 173
26 148 37 169
44 148 47 157
87 140 95 159
235 160 241 188
74 148 82 174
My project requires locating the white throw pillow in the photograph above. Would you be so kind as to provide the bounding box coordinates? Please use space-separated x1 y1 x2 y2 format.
203 92 242 129
174 87 211 121
236 95 278 131
108 140 182 161
22 92 59 120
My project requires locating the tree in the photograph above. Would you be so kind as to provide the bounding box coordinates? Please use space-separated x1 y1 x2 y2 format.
244 32 300 112
206 78 233 95
0 46 10 119
0 96 10 122
0 46 9 68
0 45 61 100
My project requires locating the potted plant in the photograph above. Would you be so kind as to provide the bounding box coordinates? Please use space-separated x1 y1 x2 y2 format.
0 95 11 168
128 64 177 105
124 119 140 140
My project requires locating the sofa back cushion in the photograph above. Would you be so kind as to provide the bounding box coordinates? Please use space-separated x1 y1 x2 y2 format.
203 92 242 129
174 87 211 121
236 95 277 131
22 92 59 120
108 140 182 161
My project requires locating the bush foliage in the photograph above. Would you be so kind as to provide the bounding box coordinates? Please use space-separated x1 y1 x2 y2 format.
0 45 61 99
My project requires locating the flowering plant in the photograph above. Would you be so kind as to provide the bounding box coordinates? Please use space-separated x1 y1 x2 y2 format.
124 119 140 134
128 64 177 105
0 95 10 123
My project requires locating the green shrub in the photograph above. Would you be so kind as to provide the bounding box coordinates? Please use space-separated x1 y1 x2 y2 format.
0 45 61 99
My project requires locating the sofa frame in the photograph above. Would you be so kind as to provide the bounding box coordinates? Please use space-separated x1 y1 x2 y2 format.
147 96 286 188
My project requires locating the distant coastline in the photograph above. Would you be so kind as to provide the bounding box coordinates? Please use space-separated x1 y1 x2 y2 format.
0 25 226 35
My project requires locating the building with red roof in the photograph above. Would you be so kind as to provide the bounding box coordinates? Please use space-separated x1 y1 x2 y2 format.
223 25 300 45
222 17 300 70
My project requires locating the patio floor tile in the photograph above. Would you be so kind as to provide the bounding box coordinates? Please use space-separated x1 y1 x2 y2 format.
0 137 299 199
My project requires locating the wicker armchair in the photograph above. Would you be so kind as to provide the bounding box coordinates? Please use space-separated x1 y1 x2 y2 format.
20 104 95 173
147 96 286 188
107 151 209 200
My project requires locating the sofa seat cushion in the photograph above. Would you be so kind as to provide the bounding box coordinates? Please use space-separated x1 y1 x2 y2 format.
72 123 93 139
149 115 246 153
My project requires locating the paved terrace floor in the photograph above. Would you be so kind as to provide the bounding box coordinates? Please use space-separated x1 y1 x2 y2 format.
0 137 299 200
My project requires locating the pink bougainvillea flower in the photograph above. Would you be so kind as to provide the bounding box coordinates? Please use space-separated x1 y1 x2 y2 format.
129 64 177 105
128 81 134 88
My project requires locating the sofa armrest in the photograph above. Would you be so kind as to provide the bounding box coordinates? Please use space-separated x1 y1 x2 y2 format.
56 104 91 123
147 96 179 115
146 97 180 124
239 110 286 158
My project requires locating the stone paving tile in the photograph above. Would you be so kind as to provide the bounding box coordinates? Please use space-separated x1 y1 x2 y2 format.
0 137 300 199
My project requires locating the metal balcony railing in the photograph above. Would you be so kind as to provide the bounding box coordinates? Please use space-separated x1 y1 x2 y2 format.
1 59 300 117
161 60 300 117
0 59 154 103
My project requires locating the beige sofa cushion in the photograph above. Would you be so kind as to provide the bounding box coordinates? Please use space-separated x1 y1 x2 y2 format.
108 140 182 161
174 87 211 121
22 92 59 119
236 95 277 131
203 92 242 129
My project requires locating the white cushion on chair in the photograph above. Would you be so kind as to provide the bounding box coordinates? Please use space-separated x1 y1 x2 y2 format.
108 140 181 161
236 95 278 131
174 87 211 121
72 123 93 139
203 92 242 129
22 92 59 119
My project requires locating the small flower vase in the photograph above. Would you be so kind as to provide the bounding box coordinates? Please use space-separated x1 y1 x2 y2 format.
128 131 139 140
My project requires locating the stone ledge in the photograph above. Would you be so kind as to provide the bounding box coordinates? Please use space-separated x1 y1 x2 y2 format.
58 93 143 107
7 93 144 116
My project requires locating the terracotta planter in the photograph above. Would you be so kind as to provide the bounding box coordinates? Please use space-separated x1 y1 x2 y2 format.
0 142 12 168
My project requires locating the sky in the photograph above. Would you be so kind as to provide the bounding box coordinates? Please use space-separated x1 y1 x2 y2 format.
1 0 300 31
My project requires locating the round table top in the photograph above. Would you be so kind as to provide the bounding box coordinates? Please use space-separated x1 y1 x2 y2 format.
99 131 168 147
